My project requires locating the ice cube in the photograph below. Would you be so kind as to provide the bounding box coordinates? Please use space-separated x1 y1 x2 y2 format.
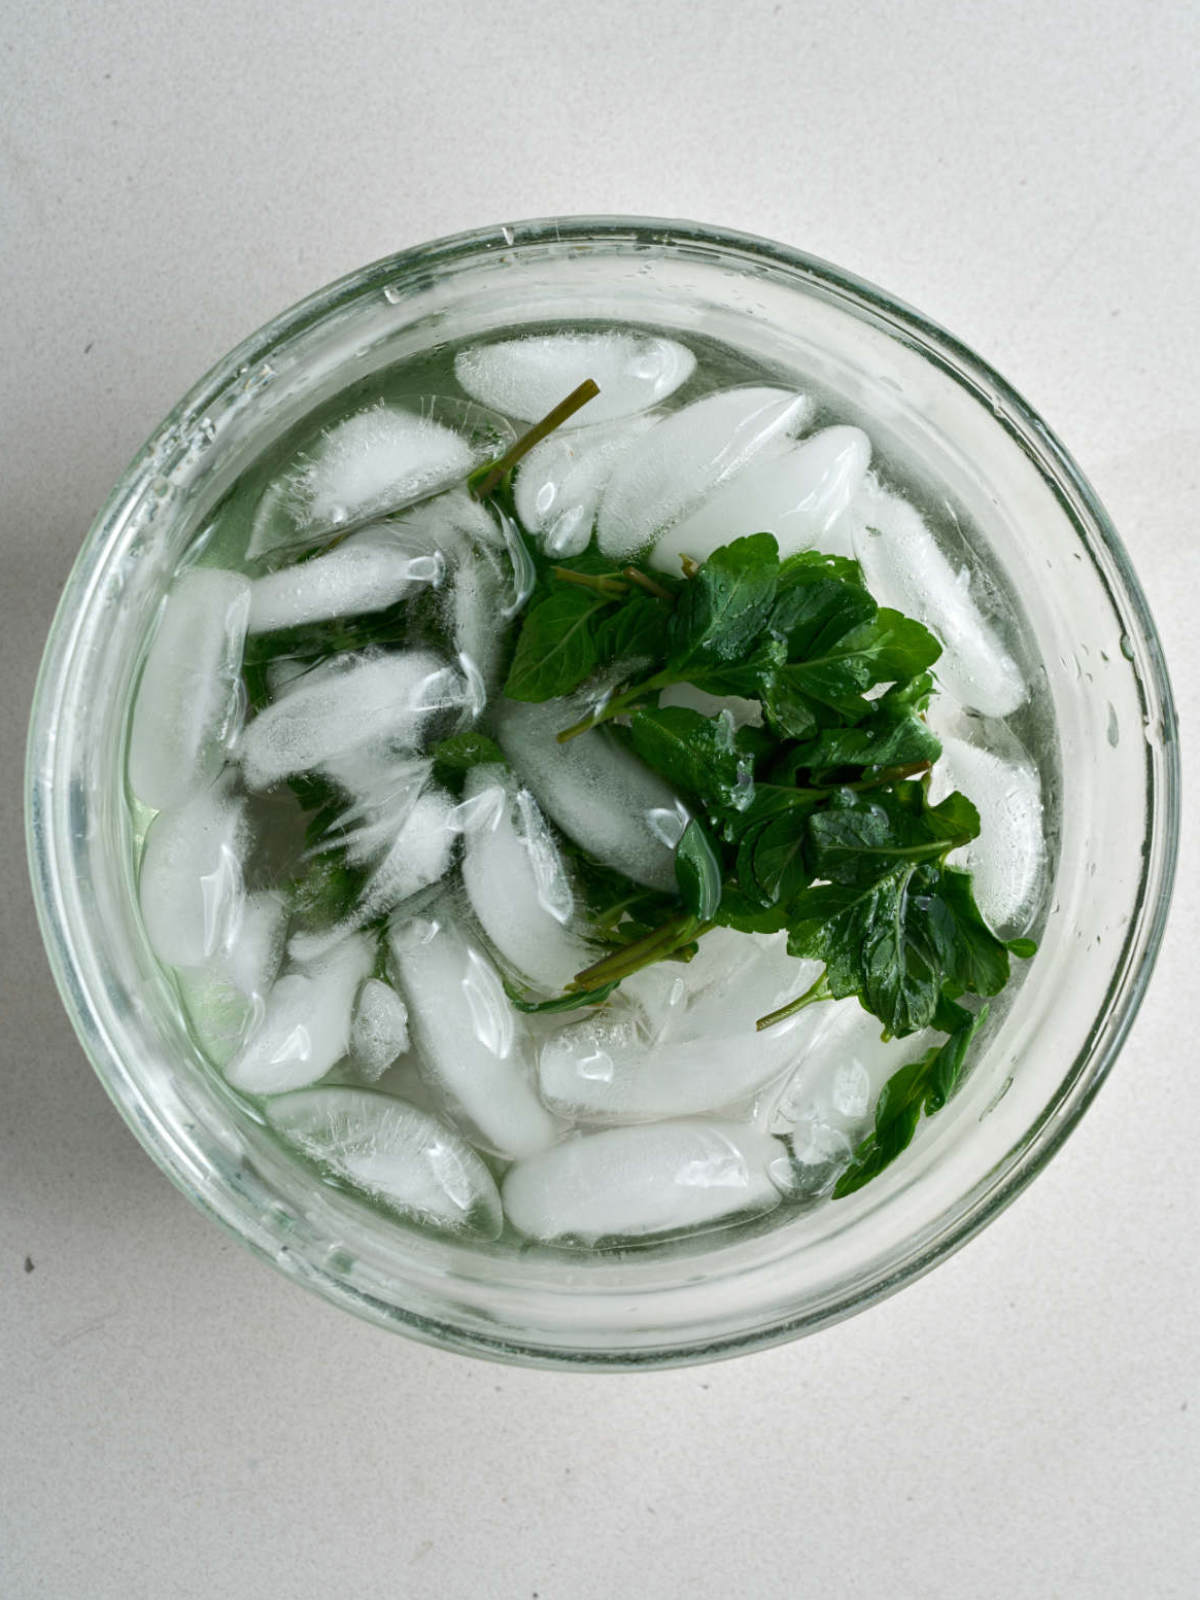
539 931 823 1121
762 999 937 1190
650 425 871 572
176 968 259 1069
350 978 411 1080
238 649 464 789
128 569 250 810
139 781 248 969
514 415 659 557
224 932 374 1095
497 695 689 893
244 411 515 563
926 726 1045 932
221 889 288 999
264 1087 503 1239
653 930 822 1043
450 552 506 698
596 387 814 560
501 1120 785 1243
404 485 505 553
246 531 443 635
357 785 458 914
315 752 433 865
538 1022 799 1125
375 490 512 698
389 918 563 1159
287 786 458 965
460 766 596 993
454 332 695 427
849 478 1027 718
299 405 473 528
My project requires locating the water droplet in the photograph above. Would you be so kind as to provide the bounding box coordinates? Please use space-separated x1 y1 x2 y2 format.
1106 703 1120 747
383 284 404 305
325 1244 356 1275
1119 634 1135 661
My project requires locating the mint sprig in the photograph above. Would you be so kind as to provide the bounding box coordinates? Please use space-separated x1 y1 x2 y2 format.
496 523 1037 1195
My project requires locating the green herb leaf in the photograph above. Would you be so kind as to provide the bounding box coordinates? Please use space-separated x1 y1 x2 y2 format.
713 887 794 935
502 587 613 701
832 1000 989 1197
667 533 780 670
429 731 507 786
769 565 877 660
288 854 367 934
731 785 820 906
429 731 506 771
920 865 1014 1001
681 634 788 700
787 836 1011 1039
924 1001 988 1114
831 1048 932 1197
774 608 942 720
779 673 941 778
777 548 869 589
627 704 757 816
592 590 675 672
806 783 979 887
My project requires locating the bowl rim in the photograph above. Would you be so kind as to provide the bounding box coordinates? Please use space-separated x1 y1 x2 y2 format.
25 214 1182 1368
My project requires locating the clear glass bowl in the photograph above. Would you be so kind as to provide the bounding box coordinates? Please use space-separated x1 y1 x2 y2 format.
25 217 1179 1368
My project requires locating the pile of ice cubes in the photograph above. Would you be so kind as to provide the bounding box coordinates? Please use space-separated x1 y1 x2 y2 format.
129 328 1047 1247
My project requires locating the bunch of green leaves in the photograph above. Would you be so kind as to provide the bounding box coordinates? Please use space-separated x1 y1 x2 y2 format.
490 529 1035 1192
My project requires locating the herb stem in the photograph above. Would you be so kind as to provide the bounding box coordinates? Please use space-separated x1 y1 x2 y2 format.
823 760 934 792
552 567 629 598
755 970 834 1032
621 566 674 602
571 914 713 988
555 671 671 743
471 378 600 500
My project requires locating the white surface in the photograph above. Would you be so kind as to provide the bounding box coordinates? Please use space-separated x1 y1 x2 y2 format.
2 2 1197 1596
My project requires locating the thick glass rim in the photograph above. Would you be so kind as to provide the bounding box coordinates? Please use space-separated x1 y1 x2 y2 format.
25 216 1181 1367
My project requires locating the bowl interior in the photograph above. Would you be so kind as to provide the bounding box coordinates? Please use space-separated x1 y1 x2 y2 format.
26 219 1178 1366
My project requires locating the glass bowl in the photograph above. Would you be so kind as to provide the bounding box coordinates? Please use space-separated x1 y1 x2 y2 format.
25 217 1179 1368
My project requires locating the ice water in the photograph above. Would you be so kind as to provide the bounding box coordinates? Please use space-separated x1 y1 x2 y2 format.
126 323 1056 1252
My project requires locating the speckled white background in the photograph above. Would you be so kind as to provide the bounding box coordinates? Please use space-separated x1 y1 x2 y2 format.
3 4 1197 1596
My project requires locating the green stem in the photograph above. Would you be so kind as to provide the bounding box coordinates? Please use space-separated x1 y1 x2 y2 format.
555 671 672 743
755 970 834 1032
818 760 934 793
570 914 714 989
471 378 600 500
621 566 674 602
552 567 629 598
